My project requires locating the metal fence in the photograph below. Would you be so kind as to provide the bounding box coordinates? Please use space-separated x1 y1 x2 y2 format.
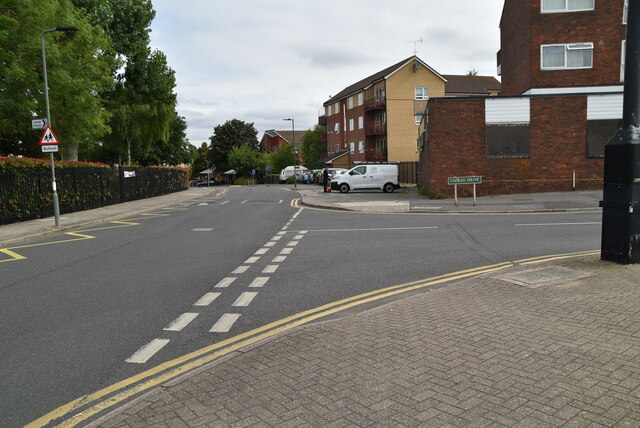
398 162 419 185
0 167 187 225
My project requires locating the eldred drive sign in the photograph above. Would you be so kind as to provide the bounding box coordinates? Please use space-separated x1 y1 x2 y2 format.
448 176 482 185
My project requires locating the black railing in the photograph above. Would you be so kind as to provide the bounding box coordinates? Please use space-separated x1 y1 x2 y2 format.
1 167 187 225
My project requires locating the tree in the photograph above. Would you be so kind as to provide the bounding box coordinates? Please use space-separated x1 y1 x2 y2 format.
0 0 114 159
208 119 259 172
136 114 194 166
300 125 326 169
268 142 295 173
189 142 210 179
228 142 264 176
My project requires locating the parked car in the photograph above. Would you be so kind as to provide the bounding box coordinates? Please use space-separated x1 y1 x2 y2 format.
331 164 400 193
197 179 217 187
279 165 310 183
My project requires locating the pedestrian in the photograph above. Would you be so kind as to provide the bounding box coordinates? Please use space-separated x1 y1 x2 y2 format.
323 166 329 193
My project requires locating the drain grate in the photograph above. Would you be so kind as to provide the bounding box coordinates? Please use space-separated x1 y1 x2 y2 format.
496 265 592 288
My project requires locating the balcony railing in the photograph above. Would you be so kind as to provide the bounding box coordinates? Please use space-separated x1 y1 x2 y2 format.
365 122 387 136
364 97 386 111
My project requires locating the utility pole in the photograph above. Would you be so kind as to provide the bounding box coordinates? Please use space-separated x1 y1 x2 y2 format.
600 0 640 264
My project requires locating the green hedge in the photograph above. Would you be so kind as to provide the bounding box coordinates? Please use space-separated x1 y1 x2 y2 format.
0 156 189 225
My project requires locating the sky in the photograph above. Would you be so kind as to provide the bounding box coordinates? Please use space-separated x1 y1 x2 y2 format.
149 0 505 146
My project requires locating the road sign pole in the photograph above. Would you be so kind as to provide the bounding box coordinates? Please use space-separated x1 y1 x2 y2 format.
41 29 61 227
473 183 477 206
454 184 458 207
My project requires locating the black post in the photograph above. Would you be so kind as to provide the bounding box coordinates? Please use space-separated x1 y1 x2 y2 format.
601 0 640 264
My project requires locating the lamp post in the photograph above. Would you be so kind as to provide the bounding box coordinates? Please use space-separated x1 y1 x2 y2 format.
284 118 296 188
600 0 640 264
41 26 79 227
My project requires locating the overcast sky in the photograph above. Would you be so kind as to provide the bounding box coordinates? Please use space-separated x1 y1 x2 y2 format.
149 1 505 146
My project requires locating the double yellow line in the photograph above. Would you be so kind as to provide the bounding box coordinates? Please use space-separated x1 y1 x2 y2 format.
28 249 598 427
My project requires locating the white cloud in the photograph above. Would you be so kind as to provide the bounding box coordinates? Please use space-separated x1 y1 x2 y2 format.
150 0 504 145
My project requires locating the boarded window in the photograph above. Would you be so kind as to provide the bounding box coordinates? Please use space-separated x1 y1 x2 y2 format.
587 119 622 158
486 124 530 158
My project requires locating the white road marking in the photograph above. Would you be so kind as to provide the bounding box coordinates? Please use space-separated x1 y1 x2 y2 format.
279 200 283 204
125 339 170 364
277 231 286 235
191 228 213 232
220 201 229 205
232 266 249 274
293 234 304 240
198 203 208 206
281 226 288 230
232 292 258 307
249 277 270 288
516 222 601 227
264 241 276 247
244 256 260 264
193 292 221 306
280 247 293 255
210 313 241 333
163 313 199 332
286 240 299 247
241 200 248 204
272 255 287 263
215 277 237 288
271 236 282 241
255 248 269 255
262 265 279 273
299 230 308 234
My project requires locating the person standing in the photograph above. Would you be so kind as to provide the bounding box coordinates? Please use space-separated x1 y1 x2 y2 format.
322 166 329 193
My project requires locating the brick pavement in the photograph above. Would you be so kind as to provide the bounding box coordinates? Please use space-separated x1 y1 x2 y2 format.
92 256 640 427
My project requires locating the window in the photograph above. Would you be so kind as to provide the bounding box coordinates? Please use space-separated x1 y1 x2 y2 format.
334 123 339 133
624 0 628 24
415 114 423 125
357 92 363 106
621 40 626 82
351 166 366 175
349 118 354 131
486 124 530 158
358 116 364 129
348 97 353 109
349 142 355 154
327 105 331 116
541 43 593 69
587 120 622 157
273 145 279 153
415 87 429 100
376 138 387 153
358 141 364 154
335 144 340 153
541 0 594 12
334 102 340 113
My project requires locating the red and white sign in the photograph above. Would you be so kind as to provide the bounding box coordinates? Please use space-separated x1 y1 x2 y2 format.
39 125 59 145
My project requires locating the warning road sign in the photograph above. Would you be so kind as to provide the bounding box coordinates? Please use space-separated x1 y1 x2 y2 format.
39 125 59 145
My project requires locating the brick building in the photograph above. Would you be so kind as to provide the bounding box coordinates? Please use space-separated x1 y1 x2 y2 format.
419 0 627 197
259 129 306 154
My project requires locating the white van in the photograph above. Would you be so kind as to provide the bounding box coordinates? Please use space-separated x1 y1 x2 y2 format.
331 164 400 193
279 165 309 183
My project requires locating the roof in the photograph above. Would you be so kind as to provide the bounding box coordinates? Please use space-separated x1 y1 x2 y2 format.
443 75 501 96
261 129 306 144
319 150 349 165
324 56 446 106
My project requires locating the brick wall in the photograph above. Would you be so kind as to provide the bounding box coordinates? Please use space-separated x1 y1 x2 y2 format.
500 0 532 95
420 96 604 197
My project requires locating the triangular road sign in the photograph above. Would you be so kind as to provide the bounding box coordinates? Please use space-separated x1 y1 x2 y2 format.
39 125 59 145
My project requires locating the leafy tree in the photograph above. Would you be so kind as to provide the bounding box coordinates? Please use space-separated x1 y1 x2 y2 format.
0 0 114 159
228 142 264 176
208 119 259 172
300 125 326 169
268 142 295 173
190 142 210 179
136 114 194 166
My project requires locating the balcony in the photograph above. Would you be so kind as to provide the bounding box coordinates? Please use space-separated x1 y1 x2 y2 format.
364 149 387 163
365 122 386 136
364 97 386 111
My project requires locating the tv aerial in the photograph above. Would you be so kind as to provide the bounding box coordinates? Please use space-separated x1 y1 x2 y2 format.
406 37 423 55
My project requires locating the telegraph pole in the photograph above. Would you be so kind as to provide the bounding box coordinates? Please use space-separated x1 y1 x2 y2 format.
601 0 640 264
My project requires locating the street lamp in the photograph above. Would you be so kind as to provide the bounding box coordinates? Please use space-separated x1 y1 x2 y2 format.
41 26 79 227
284 118 296 188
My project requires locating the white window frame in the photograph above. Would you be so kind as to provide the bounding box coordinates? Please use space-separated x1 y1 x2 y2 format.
327 105 331 116
349 118 354 131
334 102 340 114
540 43 593 70
415 87 429 101
335 144 340 153
358 116 364 129
624 0 628 24
541 0 594 13
349 142 355 154
334 123 339 133
621 40 626 82
348 97 354 109
358 141 364 154
357 92 363 106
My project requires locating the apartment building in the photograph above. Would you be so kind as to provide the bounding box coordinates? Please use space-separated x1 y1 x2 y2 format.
323 56 447 166
419 0 628 197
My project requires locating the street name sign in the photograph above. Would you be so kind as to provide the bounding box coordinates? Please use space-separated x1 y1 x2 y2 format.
448 176 482 185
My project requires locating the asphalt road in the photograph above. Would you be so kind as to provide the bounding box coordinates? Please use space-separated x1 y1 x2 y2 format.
0 186 602 427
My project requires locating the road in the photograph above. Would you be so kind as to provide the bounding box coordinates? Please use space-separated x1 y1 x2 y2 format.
0 186 602 427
